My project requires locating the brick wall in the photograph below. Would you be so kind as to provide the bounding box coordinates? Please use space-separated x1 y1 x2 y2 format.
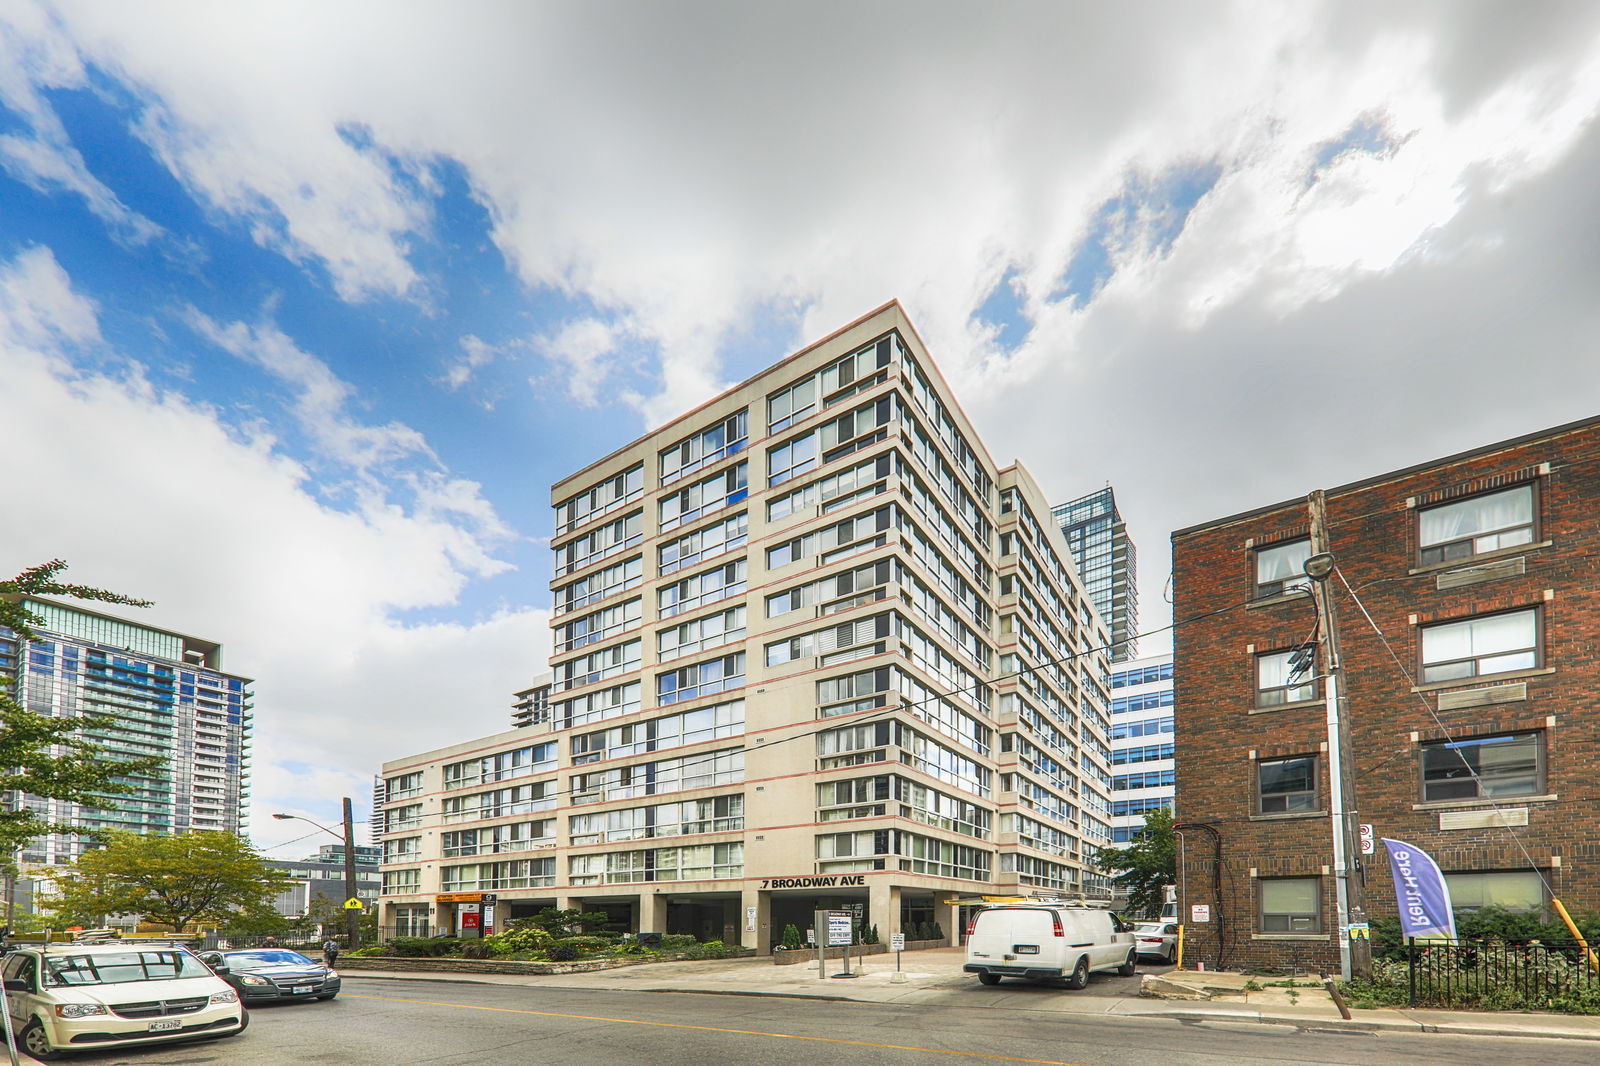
1172 417 1600 973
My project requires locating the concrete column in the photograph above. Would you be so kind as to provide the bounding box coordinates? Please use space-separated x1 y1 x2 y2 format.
868 881 901 943
935 897 962 946
739 886 771 950
640 891 669 934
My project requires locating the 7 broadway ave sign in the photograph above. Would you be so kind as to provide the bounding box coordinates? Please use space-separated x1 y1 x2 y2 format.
761 875 867 889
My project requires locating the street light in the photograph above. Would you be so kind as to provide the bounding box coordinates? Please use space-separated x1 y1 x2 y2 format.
273 797 361 950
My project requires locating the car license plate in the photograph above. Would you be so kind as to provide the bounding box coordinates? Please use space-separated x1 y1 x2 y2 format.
1014 945 1039 954
147 1019 182 1032
292 985 315 994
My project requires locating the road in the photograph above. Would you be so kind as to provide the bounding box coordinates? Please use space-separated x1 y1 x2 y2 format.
14 978 1598 1066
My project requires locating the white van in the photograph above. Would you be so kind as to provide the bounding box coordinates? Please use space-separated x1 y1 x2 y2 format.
963 904 1136 988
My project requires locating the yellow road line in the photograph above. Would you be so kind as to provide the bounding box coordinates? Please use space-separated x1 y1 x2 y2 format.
347 992 1087 1065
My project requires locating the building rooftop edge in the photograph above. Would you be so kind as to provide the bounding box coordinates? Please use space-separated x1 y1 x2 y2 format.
551 300 909 495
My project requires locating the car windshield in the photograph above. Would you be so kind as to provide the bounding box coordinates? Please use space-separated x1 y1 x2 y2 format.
223 950 316 967
44 950 213 986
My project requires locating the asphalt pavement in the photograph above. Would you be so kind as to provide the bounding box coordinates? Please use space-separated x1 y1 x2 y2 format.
341 946 1600 1042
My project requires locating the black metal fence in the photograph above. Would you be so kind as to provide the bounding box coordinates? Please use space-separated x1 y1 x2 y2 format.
1407 937 1600 1010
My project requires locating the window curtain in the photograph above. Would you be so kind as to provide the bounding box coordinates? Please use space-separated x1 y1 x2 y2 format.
1419 486 1532 547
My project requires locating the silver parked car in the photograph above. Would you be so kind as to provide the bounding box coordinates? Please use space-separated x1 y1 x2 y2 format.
1131 921 1179 964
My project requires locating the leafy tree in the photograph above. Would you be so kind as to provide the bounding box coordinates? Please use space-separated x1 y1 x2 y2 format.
525 906 612 935
45 831 293 931
1092 805 1176 919
298 893 378 941
220 901 294 939
1 561 166 859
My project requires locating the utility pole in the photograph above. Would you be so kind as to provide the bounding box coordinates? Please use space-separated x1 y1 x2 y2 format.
1306 490 1371 981
341 796 361 950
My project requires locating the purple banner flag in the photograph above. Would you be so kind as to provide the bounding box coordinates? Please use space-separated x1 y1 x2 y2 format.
1382 838 1456 940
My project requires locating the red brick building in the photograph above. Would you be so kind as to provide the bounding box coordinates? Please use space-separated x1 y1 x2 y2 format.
1171 415 1600 974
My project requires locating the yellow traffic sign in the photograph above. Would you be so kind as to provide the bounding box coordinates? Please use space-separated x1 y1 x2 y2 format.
343 898 364 911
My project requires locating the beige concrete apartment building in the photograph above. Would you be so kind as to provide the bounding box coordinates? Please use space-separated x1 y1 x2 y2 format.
377 302 1114 949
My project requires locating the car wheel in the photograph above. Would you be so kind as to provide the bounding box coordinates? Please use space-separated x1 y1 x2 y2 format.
1117 951 1137 977
21 1018 65 1061
1164 944 1177 966
1065 956 1090 990
977 973 1001 986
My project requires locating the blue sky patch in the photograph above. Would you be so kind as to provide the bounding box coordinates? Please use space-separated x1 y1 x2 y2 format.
1307 113 1397 185
975 266 1030 350
1055 160 1223 308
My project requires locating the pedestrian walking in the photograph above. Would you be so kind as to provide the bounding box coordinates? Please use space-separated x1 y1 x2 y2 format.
263 935 277 948
323 936 341 968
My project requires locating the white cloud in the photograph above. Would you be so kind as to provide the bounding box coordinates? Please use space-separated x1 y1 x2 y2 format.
11 1 1597 427
0 7 162 245
533 315 636 409
3 0 1599 818
440 334 498 391
0 244 100 350
0 248 548 850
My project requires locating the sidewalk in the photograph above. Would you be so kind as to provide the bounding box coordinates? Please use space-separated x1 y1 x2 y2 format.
344 947 1600 1042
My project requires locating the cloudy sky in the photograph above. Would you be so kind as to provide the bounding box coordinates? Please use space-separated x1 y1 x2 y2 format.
3 1 1599 853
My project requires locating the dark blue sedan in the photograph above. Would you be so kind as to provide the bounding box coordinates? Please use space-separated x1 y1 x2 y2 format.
202 949 342 1003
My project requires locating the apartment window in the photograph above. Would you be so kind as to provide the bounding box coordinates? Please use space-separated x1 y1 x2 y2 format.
768 377 818 433
659 464 749 532
1421 732 1541 801
381 868 420 894
1259 877 1320 932
383 837 421 863
555 464 644 534
1256 649 1316 707
1418 484 1536 565
767 432 819 486
1445 870 1546 912
660 411 749 486
555 557 643 615
1254 539 1311 599
659 560 746 618
659 512 748 575
657 606 747 660
385 771 423 799
392 904 429 936
1420 608 1539 683
384 804 423 833
1258 756 1316 813
657 653 745 705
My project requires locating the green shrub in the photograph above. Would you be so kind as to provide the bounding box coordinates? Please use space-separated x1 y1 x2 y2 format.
661 934 701 952
459 941 493 960
780 924 803 950
682 939 740 960
547 943 581 963
864 924 879 945
485 921 555 957
931 922 944 942
383 936 462 957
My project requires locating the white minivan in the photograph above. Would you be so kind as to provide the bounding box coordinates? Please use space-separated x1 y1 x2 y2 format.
964 904 1137 988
